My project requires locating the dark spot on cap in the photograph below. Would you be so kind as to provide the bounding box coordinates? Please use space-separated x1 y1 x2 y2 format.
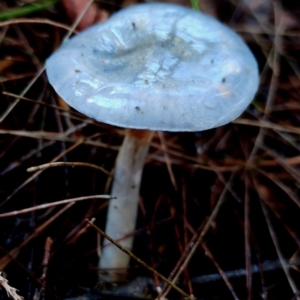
222 77 226 83
75 69 81 73
132 22 136 29
135 106 140 111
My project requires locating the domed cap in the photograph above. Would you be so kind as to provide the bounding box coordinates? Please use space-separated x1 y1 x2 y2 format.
46 3 259 132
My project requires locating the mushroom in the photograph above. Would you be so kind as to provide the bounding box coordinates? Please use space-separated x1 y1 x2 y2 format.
46 3 259 282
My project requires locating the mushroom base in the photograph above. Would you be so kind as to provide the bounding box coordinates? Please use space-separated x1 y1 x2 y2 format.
99 128 153 282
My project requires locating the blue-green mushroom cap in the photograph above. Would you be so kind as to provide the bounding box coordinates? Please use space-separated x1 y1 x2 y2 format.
46 3 259 131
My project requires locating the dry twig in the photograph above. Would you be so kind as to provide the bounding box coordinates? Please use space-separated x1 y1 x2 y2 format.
0 273 23 300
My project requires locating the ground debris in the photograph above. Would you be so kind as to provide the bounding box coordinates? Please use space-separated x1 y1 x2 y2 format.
65 277 156 300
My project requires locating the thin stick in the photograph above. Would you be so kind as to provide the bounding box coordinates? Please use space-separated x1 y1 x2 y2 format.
0 272 23 300
0 195 114 218
3 91 80 115
86 220 195 300
157 131 177 191
34 237 53 300
0 18 78 32
0 129 114 149
0 0 94 123
0 203 74 269
260 201 300 298
201 243 239 300
160 173 234 299
233 119 300 135
0 67 45 123
2 136 85 204
245 174 252 298
27 161 111 176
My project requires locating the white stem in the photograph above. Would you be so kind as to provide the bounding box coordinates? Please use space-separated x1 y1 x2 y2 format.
99 129 153 282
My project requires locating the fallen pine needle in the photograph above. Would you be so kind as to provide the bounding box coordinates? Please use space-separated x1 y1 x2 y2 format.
0 195 115 218
27 161 111 176
86 219 195 300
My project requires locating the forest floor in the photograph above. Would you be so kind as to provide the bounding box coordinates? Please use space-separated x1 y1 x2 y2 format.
1 0 300 299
